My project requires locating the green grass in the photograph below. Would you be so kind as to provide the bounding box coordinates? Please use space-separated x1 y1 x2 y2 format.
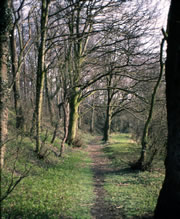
103 133 165 219
1 135 94 219
1 132 165 219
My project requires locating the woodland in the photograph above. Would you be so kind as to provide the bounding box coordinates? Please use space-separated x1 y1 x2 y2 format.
1 0 180 218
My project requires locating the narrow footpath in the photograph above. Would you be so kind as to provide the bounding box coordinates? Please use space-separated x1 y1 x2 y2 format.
86 141 123 219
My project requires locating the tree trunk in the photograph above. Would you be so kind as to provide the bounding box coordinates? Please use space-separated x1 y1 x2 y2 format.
0 0 12 168
66 89 80 145
10 29 24 129
60 101 69 156
35 0 49 153
78 107 82 129
154 2 180 218
90 102 95 134
45 72 53 124
103 104 112 142
51 123 58 144
103 80 113 142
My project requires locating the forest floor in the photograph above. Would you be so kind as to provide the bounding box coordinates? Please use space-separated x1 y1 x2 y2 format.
86 138 124 219
2 133 164 219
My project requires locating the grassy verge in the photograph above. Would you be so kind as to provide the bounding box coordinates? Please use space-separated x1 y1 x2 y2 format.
1 135 94 219
103 133 165 219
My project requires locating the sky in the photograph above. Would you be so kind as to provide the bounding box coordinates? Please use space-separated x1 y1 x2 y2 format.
156 0 170 29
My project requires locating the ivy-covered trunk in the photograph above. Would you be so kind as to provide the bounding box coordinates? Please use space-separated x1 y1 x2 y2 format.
0 0 12 168
154 1 180 218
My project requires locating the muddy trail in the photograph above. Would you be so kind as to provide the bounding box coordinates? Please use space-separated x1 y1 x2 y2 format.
86 140 124 219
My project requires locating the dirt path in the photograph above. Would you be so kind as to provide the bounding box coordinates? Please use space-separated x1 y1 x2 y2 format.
86 141 123 219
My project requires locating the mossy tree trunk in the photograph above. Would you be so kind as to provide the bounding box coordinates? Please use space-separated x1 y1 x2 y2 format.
35 0 50 153
154 2 180 218
62 1 95 144
67 88 80 145
0 0 12 168
61 0 95 145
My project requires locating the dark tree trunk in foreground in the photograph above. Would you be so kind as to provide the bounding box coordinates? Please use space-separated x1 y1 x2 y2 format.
154 1 180 218
0 0 12 168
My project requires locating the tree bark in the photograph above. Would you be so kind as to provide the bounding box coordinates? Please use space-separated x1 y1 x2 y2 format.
66 88 80 145
35 0 49 153
103 103 112 142
103 74 113 142
10 29 24 129
0 0 12 168
60 100 69 156
154 1 180 218
90 102 95 134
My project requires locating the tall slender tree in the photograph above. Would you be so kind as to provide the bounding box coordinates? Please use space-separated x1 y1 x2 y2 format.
131 38 165 171
103 72 114 142
35 0 50 153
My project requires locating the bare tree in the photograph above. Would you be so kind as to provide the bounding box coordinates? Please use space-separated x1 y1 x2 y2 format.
131 35 166 171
